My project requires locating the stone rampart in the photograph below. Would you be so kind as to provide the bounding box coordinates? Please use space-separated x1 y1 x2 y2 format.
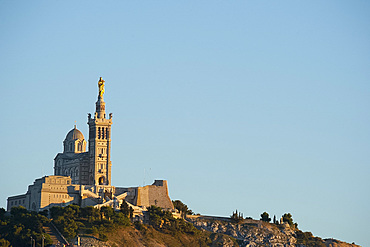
136 180 174 209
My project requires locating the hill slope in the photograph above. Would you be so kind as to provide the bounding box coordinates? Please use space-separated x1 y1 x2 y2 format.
103 224 237 247
188 217 361 247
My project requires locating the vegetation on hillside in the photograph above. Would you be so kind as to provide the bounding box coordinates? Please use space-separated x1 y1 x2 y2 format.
260 211 271 222
296 230 327 247
172 200 193 217
0 207 52 247
50 204 131 241
148 205 198 234
230 209 244 223
282 213 298 228
0 205 354 247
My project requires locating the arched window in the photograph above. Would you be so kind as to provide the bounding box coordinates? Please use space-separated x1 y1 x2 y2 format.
69 143 73 151
99 176 105 185
98 127 101 139
102 128 105 139
106 128 109 139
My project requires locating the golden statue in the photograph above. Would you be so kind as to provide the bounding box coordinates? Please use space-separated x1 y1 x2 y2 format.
98 77 105 97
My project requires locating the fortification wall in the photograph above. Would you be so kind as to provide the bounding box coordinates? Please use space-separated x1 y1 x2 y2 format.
136 180 174 209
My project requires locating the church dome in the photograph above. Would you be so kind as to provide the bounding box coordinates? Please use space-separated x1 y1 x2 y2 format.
65 126 85 141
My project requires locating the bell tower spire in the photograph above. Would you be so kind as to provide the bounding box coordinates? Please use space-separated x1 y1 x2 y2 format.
95 77 106 119
88 77 113 186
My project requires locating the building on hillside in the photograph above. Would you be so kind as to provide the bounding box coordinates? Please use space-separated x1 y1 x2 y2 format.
7 77 174 215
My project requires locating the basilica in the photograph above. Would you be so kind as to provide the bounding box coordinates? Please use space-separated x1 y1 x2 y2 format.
7 78 174 215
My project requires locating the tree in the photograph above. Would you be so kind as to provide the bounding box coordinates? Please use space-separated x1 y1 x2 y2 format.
282 213 298 228
273 215 277 224
260 212 271 222
54 216 78 239
148 206 163 228
120 200 134 219
0 208 6 220
81 206 100 222
100 206 114 221
50 206 64 219
111 212 130 226
230 209 244 223
282 213 293 225
147 205 197 234
0 206 52 246
172 200 193 218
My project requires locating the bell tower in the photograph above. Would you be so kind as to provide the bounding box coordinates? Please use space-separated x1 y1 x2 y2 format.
88 77 113 186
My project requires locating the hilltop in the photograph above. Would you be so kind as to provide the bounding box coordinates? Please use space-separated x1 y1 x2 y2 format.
0 205 361 247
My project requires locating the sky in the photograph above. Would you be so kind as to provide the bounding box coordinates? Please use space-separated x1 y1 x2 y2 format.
0 0 369 246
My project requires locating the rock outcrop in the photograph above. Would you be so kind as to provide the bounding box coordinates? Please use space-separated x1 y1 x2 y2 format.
325 238 361 247
187 217 360 247
190 218 296 247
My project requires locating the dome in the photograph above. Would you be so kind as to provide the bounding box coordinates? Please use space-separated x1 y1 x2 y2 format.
65 126 85 141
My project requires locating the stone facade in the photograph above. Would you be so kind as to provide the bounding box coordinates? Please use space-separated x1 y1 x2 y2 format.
7 78 174 212
54 82 112 187
87 92 113 186
7 176 80 211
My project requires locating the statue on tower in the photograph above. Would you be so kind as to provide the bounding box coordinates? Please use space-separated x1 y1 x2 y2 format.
98 77 105 98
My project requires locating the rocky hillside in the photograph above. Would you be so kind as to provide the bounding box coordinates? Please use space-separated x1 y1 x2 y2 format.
70 224 237 247
2 205 359 246
102 224 237 247
74 217 360 247
188 217 360 247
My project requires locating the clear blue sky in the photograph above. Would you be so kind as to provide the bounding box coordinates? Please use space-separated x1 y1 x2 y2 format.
1 1 369 245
